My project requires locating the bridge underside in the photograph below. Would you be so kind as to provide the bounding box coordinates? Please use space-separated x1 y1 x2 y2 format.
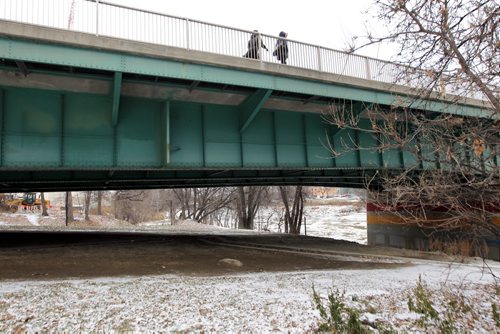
0 26 454 192
0 58 419 191
0 169 388 192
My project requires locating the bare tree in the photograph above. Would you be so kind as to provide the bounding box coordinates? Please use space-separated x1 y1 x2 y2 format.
84 191 92 221
40 192 48 217
96 191 103 215
235 186 267 230
173 188 235 223
324 100 498 252
326 0 499 254
279 186 305 235
113 190 149 224
351 0 499 111
112 190 179 224
65 191 73 226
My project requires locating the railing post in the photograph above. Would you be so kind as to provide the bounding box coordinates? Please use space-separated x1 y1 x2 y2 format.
95 0 99 36
258 32 263 62
365 57 371 80
186 18 190 50
317 46 322 71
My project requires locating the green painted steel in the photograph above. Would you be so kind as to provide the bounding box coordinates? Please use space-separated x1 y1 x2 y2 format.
111 72 122 127
239 89 272 133
63 93 114 167
0 35 494 191
0 85 383 171
0 89 4 166
241 110 277 167
0 37 491 118
162 101 170 166
3 88 62 167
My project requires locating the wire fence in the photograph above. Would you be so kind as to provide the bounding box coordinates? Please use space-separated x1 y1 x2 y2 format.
0 0 486 100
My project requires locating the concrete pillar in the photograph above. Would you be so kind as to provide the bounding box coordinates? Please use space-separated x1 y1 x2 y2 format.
487 213 500 260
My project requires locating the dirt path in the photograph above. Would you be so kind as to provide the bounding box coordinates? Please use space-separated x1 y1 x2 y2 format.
0 232 427 280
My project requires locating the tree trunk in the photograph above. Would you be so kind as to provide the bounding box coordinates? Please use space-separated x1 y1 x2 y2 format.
40 192 49 216
169 200 175 224
279 186 304 235
236 186 265 230
84 191 92 221
237 187 248 229
279 186 291 234
65 191 74 226
291 186 304 234
97 191 102 215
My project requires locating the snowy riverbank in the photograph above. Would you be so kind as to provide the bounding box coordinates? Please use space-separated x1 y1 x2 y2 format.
0 257 498 332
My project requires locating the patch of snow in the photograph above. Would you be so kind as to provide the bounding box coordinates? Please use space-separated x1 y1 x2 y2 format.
218 258 243 267
394 312 422 321
256 204 367 244
140 220 171 227
25 214 40 226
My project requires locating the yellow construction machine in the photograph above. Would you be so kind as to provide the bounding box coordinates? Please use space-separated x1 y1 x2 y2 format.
0 193 51 212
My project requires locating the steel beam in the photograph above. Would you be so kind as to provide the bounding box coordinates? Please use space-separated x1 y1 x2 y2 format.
201 106 206 167
0 36 492 118
272 111 278 167
329 129 337 167
189 80 200 92
111 72 122 127
302 114 309 167
161 100 170 166
14 60 29 76
59 94 65 167
0 89 3 167
239 89 272 133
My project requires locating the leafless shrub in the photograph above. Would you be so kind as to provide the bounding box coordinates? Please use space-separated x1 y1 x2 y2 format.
172 187 235 224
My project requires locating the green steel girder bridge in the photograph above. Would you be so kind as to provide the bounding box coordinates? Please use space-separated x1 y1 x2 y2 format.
0 1 493 192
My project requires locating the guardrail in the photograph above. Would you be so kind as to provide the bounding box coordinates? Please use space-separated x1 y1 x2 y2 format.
0 0 485 100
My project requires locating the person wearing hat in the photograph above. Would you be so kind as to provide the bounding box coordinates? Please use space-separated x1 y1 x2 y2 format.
243 30 268 60
273 31 289 64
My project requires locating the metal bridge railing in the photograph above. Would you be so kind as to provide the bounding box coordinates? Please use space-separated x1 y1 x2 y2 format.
0 0 485 100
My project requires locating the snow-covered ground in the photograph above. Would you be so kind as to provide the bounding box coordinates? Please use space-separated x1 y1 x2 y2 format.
0 258 498 332
302 204 367 244
0 200 368 244
24 213 40 226
236 199 368 244
1 199 498 332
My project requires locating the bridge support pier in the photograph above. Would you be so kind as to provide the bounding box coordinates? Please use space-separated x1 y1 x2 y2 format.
366 193 500 261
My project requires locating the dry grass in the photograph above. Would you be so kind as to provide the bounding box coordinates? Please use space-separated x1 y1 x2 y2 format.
89 206 114 216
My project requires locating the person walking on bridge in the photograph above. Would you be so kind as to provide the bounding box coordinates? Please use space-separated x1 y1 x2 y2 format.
243 30 268 60
273 31 289 64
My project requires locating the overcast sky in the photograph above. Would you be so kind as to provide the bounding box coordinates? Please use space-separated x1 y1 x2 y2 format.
107 0 392 60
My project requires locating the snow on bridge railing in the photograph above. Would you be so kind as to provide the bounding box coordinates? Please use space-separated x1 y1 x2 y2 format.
0 0 485 101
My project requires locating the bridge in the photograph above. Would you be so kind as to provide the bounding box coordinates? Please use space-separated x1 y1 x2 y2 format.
0 0 494 192
0 1 498 260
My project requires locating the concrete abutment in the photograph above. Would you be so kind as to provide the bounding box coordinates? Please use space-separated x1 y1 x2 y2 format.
366 194 500 261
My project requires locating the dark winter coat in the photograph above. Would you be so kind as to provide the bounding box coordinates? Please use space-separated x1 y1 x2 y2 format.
244 32 267 59
273 38 289 63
